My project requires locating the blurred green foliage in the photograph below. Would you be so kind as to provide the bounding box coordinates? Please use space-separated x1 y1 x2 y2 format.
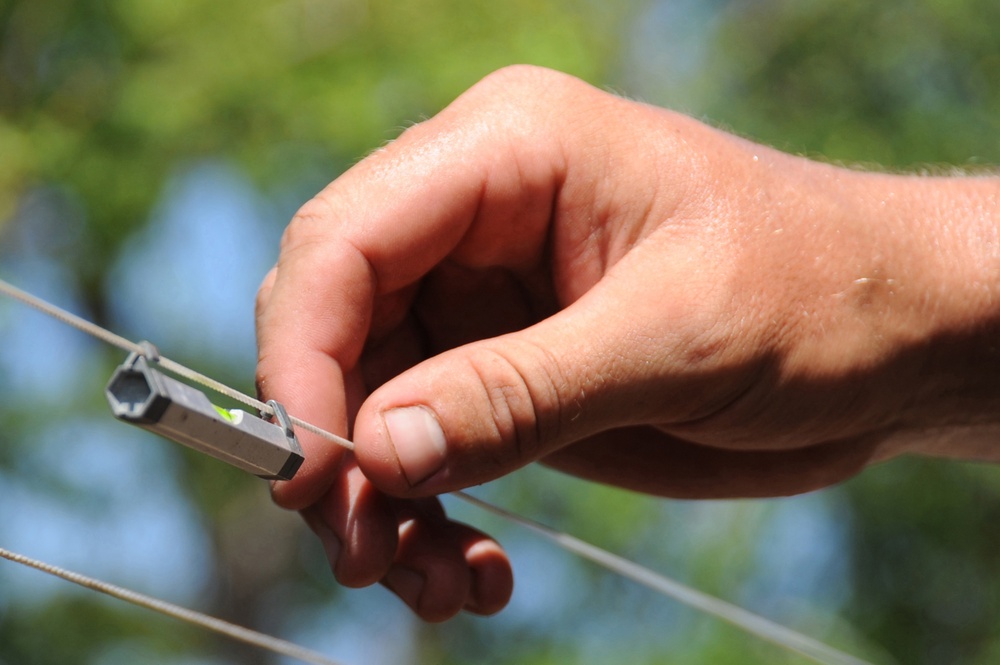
2 0 1000 664
0 0 623 297
708 0 1000 167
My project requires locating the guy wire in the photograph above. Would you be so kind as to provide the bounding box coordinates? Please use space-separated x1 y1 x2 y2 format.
0 546 345 665
0 278 354 451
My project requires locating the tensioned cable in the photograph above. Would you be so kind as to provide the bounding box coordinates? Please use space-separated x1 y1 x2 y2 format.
0 546 345 665
0 277 874 665
0 278 353 450
453 491 871 665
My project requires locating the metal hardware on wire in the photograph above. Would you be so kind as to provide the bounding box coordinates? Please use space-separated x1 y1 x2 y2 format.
106 351 305 480
0 278 355 452
0 277 875 665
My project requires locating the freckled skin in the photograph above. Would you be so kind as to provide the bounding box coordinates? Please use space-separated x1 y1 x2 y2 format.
255 66 1000 620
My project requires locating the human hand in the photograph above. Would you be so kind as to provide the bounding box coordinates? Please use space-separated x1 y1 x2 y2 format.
256 66 1000 620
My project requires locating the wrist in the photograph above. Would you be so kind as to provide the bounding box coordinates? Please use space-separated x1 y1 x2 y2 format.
714 145 1000 457
876 174 1000 456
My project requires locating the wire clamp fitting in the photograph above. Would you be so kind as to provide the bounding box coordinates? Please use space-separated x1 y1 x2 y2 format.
137 340 161 363
106 353 305 480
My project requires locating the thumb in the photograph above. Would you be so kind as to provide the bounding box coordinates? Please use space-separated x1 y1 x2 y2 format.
352 239 742 496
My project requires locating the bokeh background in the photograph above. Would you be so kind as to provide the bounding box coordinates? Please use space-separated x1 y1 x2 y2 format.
2 1 1000 663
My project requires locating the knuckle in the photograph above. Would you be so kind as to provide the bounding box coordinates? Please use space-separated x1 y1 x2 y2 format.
474 64 574 100
467 341 566 463
253 350 272 394
254 266 277 319
453 65 584 140
280 195 336 256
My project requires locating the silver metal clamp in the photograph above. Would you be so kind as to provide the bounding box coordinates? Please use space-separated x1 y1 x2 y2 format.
105 352 304 480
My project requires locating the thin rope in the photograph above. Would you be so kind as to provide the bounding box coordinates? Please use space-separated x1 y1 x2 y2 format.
0 278 354 451
0 278 146 355
0 546 345 665
0 276 873 665
453 491 873 665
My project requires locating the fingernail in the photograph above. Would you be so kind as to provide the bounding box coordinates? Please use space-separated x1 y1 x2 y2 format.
383 406 447 486
384 565 425 608
316 525 342 572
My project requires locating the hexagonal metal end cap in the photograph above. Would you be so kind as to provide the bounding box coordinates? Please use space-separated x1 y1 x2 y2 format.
105 358 169 423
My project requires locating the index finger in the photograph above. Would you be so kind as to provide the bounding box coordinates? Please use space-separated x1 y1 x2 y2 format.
255 66 579 507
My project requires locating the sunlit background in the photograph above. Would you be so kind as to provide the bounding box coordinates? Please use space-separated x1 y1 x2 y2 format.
2 1 1000 663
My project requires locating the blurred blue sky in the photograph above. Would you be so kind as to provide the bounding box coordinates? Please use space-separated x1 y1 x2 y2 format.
106 161 282 371
0 419 210 605
621 0 720 110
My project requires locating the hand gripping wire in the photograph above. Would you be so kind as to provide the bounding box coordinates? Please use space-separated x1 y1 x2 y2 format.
0 277 875 665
